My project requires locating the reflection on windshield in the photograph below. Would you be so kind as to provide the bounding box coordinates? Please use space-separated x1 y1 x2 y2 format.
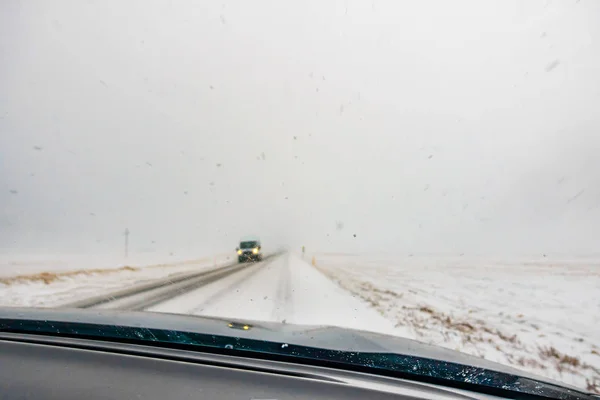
0 0 598 394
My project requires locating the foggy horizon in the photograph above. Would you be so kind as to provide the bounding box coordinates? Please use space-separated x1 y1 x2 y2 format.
2 0 600 258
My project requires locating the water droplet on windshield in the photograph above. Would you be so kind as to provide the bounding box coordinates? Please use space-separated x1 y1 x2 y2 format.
281 343 289 348
225 344 233 349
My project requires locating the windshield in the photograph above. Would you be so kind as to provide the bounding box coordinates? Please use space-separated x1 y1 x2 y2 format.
1 0 598 396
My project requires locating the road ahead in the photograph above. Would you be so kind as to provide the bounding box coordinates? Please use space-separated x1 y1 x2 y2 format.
149 253 396 334
85 253 397 335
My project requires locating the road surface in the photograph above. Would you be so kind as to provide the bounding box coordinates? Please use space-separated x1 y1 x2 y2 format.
79 253 397 335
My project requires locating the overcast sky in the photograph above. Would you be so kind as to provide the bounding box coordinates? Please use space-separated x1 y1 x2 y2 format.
1 0 600 258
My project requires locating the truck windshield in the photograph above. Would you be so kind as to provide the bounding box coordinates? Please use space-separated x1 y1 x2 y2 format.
240 241 258 249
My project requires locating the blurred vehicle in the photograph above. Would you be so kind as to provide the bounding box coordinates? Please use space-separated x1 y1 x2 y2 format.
236 236 263 263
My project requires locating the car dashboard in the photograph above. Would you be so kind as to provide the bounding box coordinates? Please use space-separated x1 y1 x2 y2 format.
0 331 514 400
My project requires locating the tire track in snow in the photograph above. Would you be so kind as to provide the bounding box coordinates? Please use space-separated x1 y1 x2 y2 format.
272 253 293 323
186 259 272 315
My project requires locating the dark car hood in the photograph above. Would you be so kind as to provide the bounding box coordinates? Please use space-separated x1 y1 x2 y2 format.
0 307 584 393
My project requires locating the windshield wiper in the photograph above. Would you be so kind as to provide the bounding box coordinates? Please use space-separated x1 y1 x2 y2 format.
0 317 594 400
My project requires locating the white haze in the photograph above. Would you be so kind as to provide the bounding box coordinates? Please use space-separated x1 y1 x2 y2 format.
1 0 600 259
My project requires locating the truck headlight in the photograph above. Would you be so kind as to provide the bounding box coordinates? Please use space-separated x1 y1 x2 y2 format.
252 248 258 254
237 250 242 255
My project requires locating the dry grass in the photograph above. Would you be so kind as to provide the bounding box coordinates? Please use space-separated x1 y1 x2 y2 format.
562 355 581 367
586 378 600 393
0 256 220 286
496 331 518 343
536 345 599 378
539 346 581 367
452 322 476 333
515 356 547 369
0 266 138 285
540 346 561 359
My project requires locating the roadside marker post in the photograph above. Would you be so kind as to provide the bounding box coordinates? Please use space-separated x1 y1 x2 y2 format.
124 228 129 259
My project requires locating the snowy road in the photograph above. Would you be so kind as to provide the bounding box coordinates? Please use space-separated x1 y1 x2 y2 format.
146 253 397 335
1 251 597 392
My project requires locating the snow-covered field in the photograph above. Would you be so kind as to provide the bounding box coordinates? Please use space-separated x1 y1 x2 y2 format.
0 253 232 307
0 252 225 277
0 251 598 392
311 253 600 393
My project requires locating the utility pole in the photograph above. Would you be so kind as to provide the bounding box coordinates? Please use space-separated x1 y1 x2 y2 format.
124 228 129 259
